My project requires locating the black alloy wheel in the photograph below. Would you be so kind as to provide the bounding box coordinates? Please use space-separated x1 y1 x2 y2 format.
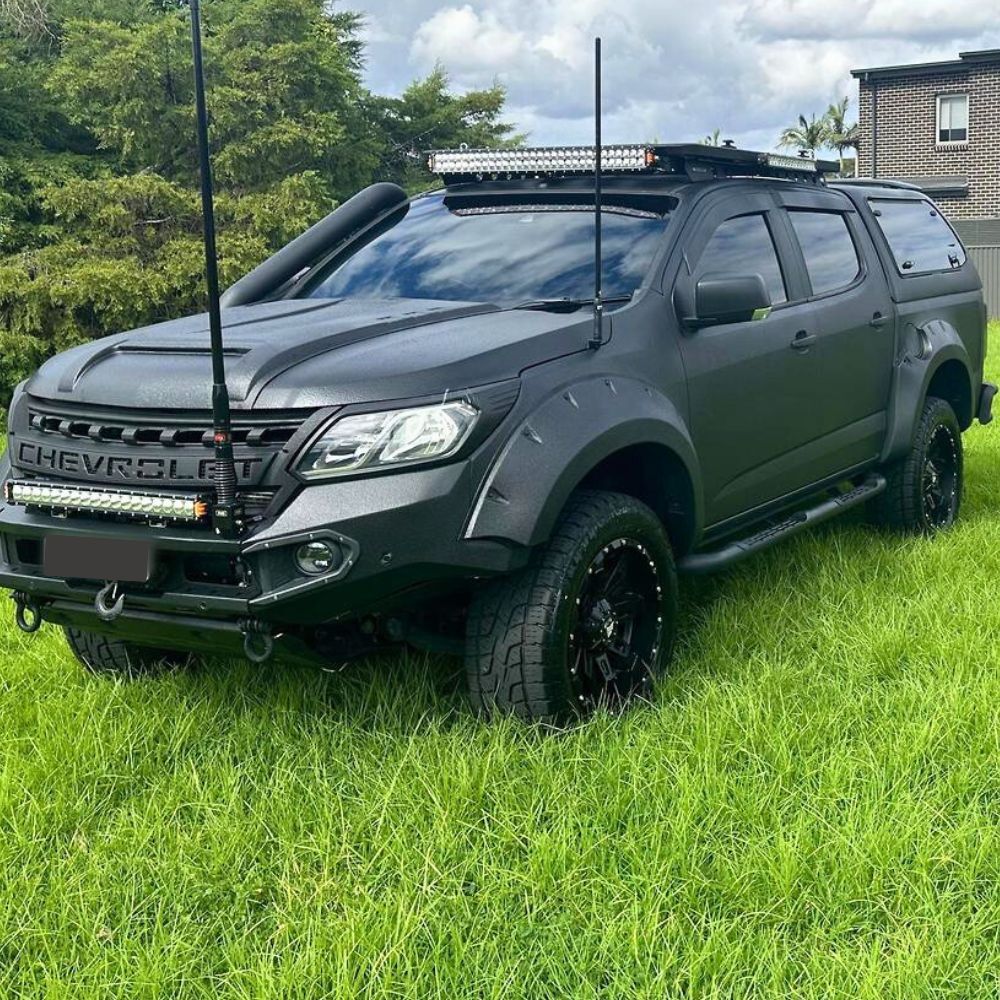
869 396 964 534
568 537 662 709
465 490 678 724
921 422 960 529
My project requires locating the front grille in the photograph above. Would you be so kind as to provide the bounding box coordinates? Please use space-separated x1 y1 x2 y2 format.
12 402 315 492
27 407 302 449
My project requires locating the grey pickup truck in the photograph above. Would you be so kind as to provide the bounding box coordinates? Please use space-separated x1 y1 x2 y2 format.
1 143 993 722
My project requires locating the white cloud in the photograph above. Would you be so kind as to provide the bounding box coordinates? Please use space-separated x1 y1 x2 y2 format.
357 0 1000 151
357 12 402 45
411 6 526 70
742 0 1000 42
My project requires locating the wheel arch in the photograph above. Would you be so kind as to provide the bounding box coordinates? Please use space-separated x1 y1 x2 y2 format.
465 376 703 554
926 357 973 429
882 319 974 463
576 442 697 555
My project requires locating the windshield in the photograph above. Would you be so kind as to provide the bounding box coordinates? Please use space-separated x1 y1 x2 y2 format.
299 193 670 307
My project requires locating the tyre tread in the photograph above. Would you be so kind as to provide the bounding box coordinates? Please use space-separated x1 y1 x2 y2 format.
63 628 186 678
465 490 676 723
870 396 962 532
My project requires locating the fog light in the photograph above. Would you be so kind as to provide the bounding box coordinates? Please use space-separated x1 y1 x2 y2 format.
294 540 341 576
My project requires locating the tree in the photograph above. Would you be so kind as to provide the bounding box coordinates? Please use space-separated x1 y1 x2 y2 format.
701 128 722 147
778 113 831 156
371 66 521 192
47 0 377 197
0 2 519 416
0 0 52 40
824 97 859 177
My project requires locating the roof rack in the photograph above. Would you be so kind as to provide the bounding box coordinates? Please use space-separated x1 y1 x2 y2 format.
830 178 923 192
426 143 840 185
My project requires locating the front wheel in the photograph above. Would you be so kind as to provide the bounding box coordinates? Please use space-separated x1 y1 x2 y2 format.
870 396 963 533
465 490 678 724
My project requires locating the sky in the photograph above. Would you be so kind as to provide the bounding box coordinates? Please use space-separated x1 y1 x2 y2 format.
355 0 1000 152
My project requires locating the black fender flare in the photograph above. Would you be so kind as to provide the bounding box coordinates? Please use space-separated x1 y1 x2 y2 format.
464 375 703 548
882 318 973 464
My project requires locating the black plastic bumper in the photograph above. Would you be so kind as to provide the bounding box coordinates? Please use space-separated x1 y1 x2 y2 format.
0 457 527 639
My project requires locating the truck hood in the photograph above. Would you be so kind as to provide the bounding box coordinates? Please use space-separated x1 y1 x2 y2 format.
25 298 589 410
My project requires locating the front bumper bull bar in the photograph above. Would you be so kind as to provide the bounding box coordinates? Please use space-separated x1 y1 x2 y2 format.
0 457 525 653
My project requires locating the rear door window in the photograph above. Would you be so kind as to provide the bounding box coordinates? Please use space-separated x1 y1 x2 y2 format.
869 198 966 275
696 213 787 304
788 210 861 295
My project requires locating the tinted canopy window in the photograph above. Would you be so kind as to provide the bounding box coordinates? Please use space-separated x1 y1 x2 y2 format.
788 211 861 294
301 194 670 306
696 214 786 304
870 198 966 275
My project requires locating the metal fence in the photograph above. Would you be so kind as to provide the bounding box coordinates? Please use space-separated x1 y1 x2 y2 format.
968 246 1000 318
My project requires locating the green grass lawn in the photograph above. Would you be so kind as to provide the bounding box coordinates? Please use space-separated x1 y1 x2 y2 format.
2 336 1000 998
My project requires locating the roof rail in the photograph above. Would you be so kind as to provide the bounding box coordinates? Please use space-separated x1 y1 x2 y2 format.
427 143 840 185
830 178 923 192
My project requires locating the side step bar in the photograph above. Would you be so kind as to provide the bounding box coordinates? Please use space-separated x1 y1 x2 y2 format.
678 474 886 575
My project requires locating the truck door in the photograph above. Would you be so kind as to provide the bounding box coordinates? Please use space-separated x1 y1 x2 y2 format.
770 185 895 470
672 192 843 525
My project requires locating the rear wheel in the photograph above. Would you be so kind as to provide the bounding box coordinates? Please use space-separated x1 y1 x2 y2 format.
465 490 678 724
63 628 190 679
870 396 963 533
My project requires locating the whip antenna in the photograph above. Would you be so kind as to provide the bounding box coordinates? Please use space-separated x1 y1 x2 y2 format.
590 36 604 350
189 0 241 537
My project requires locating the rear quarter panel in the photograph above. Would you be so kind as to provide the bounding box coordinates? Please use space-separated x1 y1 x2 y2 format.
841 186 986 383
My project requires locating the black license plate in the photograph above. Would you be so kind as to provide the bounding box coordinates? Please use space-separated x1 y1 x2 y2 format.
43 534 154 583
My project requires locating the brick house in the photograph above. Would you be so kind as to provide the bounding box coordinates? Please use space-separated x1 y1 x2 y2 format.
852 48 1000 244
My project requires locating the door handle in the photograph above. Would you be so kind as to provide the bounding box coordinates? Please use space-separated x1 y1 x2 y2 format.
790 330 817 351
870 311 889 329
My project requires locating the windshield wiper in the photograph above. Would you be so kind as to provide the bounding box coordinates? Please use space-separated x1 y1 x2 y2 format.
510 293 633 312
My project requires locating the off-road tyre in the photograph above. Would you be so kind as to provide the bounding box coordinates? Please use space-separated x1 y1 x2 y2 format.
63 627 189 679
465 490 678 724
870 395 963 533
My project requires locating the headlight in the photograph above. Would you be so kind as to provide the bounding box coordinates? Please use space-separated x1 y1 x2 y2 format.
298 401 479 479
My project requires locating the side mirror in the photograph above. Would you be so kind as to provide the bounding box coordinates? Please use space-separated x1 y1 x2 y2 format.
691 274 771 327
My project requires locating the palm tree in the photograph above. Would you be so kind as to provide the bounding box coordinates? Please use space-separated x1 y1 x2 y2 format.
778 113 830 157
824 97 860 177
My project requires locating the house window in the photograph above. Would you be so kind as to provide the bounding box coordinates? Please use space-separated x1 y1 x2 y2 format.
937 94 968 144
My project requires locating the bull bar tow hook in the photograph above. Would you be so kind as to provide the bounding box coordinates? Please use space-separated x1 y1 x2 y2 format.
240 619 275 664
95 581 125 623
13 591 44 634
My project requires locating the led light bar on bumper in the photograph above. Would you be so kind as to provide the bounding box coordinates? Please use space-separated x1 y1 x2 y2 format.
3 480 210 523
298 401 479 480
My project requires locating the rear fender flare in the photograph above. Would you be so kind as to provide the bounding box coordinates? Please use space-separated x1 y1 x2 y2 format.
464 376 702 547
882 319 972 463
